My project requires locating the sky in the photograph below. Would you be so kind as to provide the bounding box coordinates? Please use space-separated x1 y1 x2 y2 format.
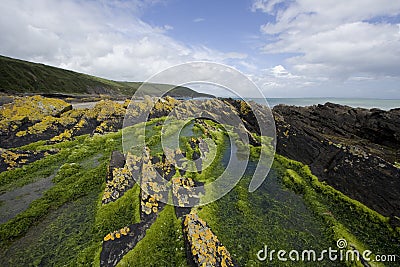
0 0 400 98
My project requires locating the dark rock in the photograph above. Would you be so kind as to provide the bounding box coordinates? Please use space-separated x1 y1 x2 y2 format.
0 148 58 172
107 151 125 182
273 103 400 163
273 103 400 221
55 104 72 117
100 213 158 267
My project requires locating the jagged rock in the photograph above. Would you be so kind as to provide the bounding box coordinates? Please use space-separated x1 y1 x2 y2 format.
183 212 238 267
140 147 168 218
169 98 274 147
107 151 125 181
100 213 158 267
273 103 400 223
274 103 400 163
0 148 58 172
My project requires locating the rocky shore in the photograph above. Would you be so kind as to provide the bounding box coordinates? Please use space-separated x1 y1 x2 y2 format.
1 95 399 266
1 96 398 226
273 103 400 226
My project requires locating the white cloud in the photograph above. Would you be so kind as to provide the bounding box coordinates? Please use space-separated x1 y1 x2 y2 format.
251 0 286 14
163 24 174 31
254 0 400 83
271 65 292 78
250 65 312 90
193 18 205 23
0 0 245 82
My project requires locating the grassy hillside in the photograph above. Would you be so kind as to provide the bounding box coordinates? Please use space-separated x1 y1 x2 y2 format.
0 55 212 98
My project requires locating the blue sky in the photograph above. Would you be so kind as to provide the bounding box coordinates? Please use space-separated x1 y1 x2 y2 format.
142 1 266 53
0 0 400 98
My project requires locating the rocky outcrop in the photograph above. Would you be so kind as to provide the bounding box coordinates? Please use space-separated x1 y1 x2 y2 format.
0 98 126 148
100 119 234 267
0 148 57 172
273 103 400 225
3 95 397 231
107 151 125 181
100 214 158 267
183 212 237 267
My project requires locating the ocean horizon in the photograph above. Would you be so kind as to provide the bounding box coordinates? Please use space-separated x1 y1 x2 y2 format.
246 98 400 110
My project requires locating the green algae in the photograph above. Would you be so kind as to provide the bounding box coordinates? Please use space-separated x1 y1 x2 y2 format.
117 205 186 267
0 113 398 267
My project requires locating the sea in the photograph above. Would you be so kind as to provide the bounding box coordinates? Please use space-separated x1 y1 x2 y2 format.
247 98 400 111
67 97 400 111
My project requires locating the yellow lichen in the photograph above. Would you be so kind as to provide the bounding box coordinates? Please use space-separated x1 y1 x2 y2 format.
50 128 73 142
0 149 29 170
103 226 130 242
184 212 235 267
0 96 71 132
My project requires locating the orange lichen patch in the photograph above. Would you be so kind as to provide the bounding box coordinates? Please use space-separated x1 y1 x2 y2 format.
0 148 57 171
120 227 128 235
283 130 289 138
103 226 130 242
14 106 88 138
151 96 179 115
73 118 87 130
126 152 142 167
166 147 181 162
184 212 235 267
104 233 111 241
94 100 125 121
122 99 130 108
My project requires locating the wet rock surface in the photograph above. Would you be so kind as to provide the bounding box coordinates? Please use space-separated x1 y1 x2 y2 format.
0 173 55 224
273 103 400 224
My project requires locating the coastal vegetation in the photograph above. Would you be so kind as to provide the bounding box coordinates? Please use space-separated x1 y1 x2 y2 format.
0 94 398 266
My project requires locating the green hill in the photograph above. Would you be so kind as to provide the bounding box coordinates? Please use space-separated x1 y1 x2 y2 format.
0 55 213 98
